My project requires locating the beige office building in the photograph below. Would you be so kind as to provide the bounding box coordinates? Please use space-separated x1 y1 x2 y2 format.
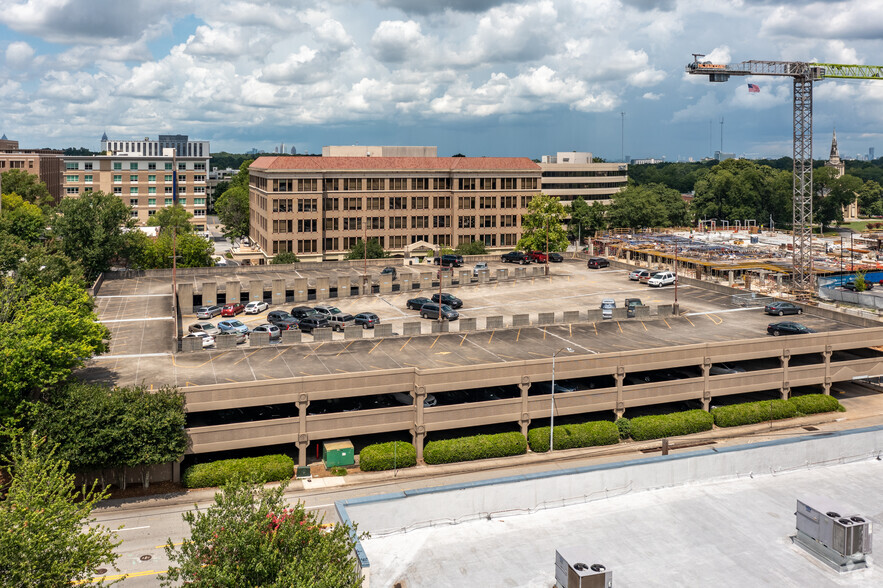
248 155 543 261
0 144 65 204
539 151 628 206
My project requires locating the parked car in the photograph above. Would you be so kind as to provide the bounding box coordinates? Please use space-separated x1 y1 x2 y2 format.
629 269 651 281
548 252 563 262
639 272 661 284
501 251 531 264
380 266 397 279
473 262 489 276
290 306 320 320
437 266 454 279
587 257 609 269
764 301 803 316
407 296 432 310
647 271 677 287
354 312 380 329
251 323 281 340
267 310 299 330
432 292 462 309
217 331 248 344
244 300 269 314
221 302 245 317
624 297 643 318
440 254 463 267
195 305 223 319
531 251 548 263
842 281 874 291
767 322 816 336
329 313 356 331
388 392 438 408
420 303 459 321
185 331 215 348
298 316 330 333
600 298 616 320
217 319 249 334
188 321 220 336
709 363 747 375
314 305 342 317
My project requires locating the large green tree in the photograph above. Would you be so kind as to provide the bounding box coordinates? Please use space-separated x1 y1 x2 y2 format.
146 204 195 234
161 478 364 587
127 230 214 269
0 431 120 587
270 251 300 264
568 197 608 241
53 190 134 278
215 160 253 244
692 159 791 226
0 192 46 243
857 180 883 217
516 193 569 252
606 183 689 229
813 168 864 231
0 169 53 209
345 238 388 260
454 240 488 255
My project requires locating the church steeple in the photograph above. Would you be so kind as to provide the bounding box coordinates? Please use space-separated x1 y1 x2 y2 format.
101 131 108 142
830 128 840 161
1 133 7 140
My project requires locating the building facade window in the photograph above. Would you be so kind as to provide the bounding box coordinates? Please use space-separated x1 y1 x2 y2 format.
411 196 429 209
66 162 79 170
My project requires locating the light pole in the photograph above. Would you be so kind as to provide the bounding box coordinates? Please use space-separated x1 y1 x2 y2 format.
673 239 678 312
549 346 575 452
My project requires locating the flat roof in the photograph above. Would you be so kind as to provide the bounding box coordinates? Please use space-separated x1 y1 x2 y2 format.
250 155 541 172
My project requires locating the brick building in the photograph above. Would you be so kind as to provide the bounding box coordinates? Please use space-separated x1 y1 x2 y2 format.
0 142 65 204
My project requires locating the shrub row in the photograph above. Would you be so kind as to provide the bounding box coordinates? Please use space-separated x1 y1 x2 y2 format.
359 441 417 471
790 394 843 415
629 410 714 441
182 454 294 488
528 421 619 453
711 399 797 427
423 432 527 465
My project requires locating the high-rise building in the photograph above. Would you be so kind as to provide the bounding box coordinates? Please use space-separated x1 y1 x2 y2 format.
539 151 628 206
100 133 210 158
870 147 876 161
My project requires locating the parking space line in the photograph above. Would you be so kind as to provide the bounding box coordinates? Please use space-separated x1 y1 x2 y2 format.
516 328 521 342
336 368 349 373
185 381 197 387
593 322 597 335
303 342 325 359
171 350 229 368
706 314 723 325
459 334 468 346
617 321 623 334
543 329 547 340
641 321 647 331
399 338 412 351
225 378 237 383
268 346 294 362
368 339 384 354
437 360 460 366
569 324 572 336
262 374 275 379
663 319 671 329
488 330 495 343
429 335 442 349
337 341 356 356
233 349 262 366
684 316 695 327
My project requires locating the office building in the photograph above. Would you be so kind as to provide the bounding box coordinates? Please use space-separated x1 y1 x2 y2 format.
100 133 209 158
539 151 628 206
0 133 19 151
0 138 65 204
248 154 542 261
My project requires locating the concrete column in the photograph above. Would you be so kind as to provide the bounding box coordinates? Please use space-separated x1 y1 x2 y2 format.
419 272 433 290
537 312 554 325
401 272 413 293
379 277 392 294
226 281 241 305
297 394 310 467
496 268 508 281
729 270 734 286
512 314 530 327
172 457 183 483
440 273 453 288
518 380 531 437
414 385 426 463
249 280 264 302
458 270 471 285
614 366 625 419
315 277 330 300
458 317 476 331
344 326 363 340
360 275 371 296
780 351 791 400
250 331 271 347
201 282 217 307
431 321 449 333
337 276 351 299
182 336 202 352
177 282 194 314
312 328 332 341
294 278 308 302
586 309 603 322
272 278 286 306
403 322 422 336
477 269 490 283
701 357 712 411
563 310 581 323
281 329 302 345
514 267 526 279
485 315 504 329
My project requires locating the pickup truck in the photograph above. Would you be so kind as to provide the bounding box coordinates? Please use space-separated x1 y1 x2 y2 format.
501 251 531 264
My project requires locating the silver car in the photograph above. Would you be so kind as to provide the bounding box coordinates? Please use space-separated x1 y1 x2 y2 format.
473 262 489 276
188 321 221 336
329 313 356 331
195 305 222 319
600 298 616 320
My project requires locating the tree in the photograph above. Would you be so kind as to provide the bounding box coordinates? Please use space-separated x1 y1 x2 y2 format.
857 180 883 217
516 194 569 252
53 190 135 279
215 160 253 244
146 204 194 234
160 478 364 587
454 240 488 255
271 251 300 264
127 231 214 269
0 431 120 587
568 197 607 240
345 238 387 260
0 278 109 418
209 180 229 214
692 159 791 226
813 169 863 231
0 193 46 243
607 183 689 229
0 169 53 208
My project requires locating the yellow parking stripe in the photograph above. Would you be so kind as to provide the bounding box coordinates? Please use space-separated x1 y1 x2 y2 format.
429 335 440 349
516 328 521 342
593 322 597 335
337 341 356 356
663 318 671 329
459 334 468 346
233 348 262 366
399 337 412 351
641 321 647 331
303 342 325 359
488 330 495 343
368 339 384 354
684 316 695 327
616 321 623 334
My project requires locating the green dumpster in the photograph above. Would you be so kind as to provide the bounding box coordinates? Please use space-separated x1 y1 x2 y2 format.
322 439 354 468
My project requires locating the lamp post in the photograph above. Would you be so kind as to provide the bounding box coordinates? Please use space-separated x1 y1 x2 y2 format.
549 347 575 452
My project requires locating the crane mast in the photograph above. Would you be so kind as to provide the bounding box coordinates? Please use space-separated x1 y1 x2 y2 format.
686 56 883 295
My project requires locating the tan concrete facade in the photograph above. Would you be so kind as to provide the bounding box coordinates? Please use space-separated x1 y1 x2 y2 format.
540 151 628 206
248 156 542 261
62 154 211 230
0 149 65 204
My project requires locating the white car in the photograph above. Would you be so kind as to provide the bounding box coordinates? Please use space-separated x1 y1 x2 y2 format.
185 331 215 348
473 262 489 276
244 301 269 314
648 271 677 287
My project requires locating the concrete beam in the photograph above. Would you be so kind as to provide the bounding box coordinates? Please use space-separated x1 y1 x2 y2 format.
537 312 554 325
177 283 193 314
375 323 394 337
563 310 581 323
512 314 530 327
486 316 504 329
272 278 286 306
459 317 477 331
403 322 423 336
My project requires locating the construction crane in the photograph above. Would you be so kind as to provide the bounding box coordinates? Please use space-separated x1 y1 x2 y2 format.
686 55 883 294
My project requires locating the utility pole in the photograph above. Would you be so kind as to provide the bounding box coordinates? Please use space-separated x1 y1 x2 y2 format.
363 220 368 294
673 239 679 312
719 117 724 155
620 112 625 163
545 217 550 277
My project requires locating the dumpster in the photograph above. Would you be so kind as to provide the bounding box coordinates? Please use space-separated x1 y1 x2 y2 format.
322 439 354 468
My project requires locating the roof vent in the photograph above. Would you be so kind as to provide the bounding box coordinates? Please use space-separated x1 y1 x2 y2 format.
794 496 872 573
555 548 613 588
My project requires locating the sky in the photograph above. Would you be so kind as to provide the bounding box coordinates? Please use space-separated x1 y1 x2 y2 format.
2 0 883 161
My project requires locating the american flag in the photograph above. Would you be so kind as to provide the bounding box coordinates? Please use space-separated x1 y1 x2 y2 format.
747 83 760 93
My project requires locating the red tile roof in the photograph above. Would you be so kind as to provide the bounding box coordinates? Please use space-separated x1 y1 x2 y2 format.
250 156 540 172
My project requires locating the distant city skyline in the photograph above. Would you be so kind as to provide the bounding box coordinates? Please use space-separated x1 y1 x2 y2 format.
1 1 882 161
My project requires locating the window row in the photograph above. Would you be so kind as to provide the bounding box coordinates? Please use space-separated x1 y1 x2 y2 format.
257 176 539 192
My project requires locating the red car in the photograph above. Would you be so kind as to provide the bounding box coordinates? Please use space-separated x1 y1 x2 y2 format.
220 302 245 317
531 251 548 263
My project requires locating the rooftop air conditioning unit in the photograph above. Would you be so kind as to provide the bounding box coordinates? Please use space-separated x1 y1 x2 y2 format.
555 548 613 588
794 496 872 572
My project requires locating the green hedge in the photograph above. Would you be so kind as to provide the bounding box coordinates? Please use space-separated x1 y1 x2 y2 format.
528 421 619 453
359 441 417 471
789 394 843 414
616 417 631 440
629 410 714 441
182 454 294 488
712 399 797 427
423 432 527 465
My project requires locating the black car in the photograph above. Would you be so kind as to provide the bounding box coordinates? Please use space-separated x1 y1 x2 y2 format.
587 257 609 269
764 301 803 316
298 316 330 333
501 251 531 264
354 312 380 328
407 296 432 310
267 310 299 329
432 292 462 309
842 281 874 291
380 266 397 279
433 254 463 267
290 306 320 320
548 252 563 263
767 322 815 336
